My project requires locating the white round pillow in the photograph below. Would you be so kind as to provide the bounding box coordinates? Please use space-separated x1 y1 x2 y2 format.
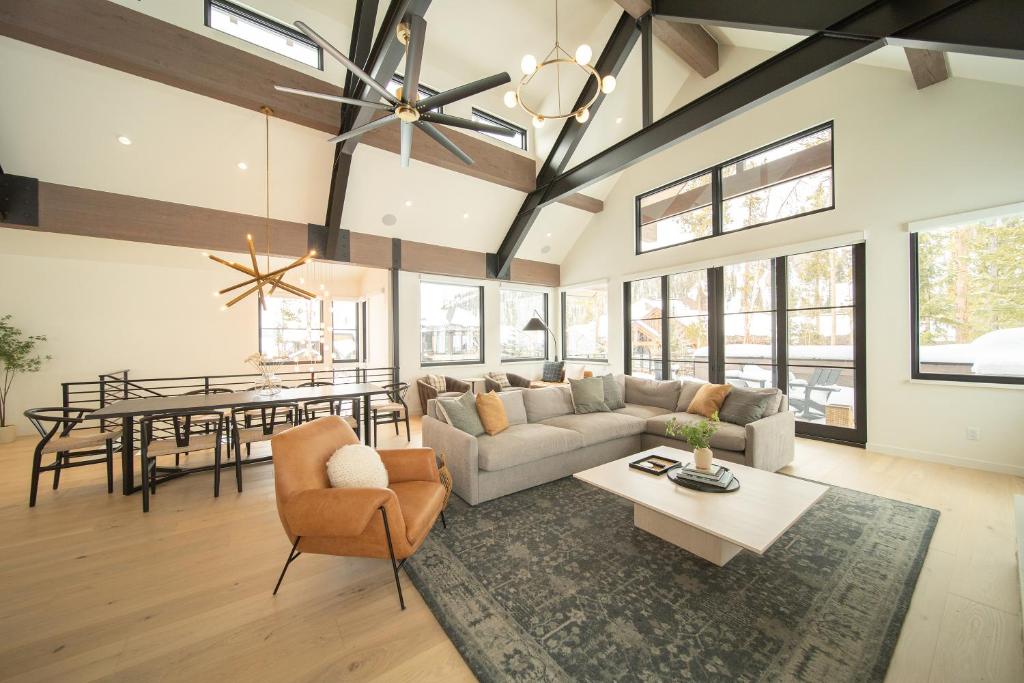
326 444 388 489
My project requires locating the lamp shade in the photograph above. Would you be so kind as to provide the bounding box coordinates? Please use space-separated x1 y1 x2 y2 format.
523 316 549 332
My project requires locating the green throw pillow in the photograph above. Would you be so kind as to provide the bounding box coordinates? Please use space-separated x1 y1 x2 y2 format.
569 376 610 414
718 387 774 426
601 373 625 410
437 390 485 436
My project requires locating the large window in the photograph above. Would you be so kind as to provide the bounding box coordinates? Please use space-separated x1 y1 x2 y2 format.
563 285 608 361
420 282 483 365
635 123 833 253
331 300 360 363
912 205 1024 384
500 289 548 361
624 243 865 443
259 297 324 363
205 0 322 69
387 75 442 112
471 109 527 151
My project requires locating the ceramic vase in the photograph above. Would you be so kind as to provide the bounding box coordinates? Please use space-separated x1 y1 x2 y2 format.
694 446 713 471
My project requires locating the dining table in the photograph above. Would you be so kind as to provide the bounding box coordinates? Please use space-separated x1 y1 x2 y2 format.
88 383 390 495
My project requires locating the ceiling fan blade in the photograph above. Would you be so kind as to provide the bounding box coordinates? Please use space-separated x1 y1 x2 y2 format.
403 14 426 104
416 72 511 112
294 21 399 106
420 112 514 136
327 113 398 143
274 85 392 110
418 122 473 165
400 121 413 168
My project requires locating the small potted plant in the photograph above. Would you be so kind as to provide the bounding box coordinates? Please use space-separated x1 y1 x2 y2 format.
0 315 51 443
664 412 719 471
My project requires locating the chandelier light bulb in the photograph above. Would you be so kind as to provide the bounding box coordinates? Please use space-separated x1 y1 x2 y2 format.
503 90 518 108
601 75 617 94
575 108 590 123
574 44 592 65
521 54 538 75
532 115 545 129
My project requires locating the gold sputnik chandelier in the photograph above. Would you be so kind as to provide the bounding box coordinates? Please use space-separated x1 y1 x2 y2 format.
208 106 316 310
503 0 616 128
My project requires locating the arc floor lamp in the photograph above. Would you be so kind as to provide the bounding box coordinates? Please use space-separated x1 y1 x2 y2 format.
523 312 558 362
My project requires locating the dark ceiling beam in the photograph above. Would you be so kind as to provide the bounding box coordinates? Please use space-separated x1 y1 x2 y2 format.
650 0 874 35
617 1 718 77
904 48 949 89
640 12 653 127
494 12 639 278
888 0 1024 60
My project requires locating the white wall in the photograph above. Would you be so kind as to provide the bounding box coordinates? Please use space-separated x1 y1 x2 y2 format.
561 48 1024 474
397 271 558 415
0 229 388 433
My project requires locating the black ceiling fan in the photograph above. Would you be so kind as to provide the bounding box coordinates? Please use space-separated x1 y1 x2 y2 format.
275 15 512 167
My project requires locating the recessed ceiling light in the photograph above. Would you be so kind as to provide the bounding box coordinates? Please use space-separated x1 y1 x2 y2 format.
541 245 552 254
615 117 623 124
546 233 552 237
463 212 470 219
405 200 413 207
237 161 248 170
382 214 397 226
117 135 132 145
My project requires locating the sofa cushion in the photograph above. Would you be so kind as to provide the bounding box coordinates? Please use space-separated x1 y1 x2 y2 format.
540 412 646 447
476 391 509 436
624 376 681 411
646 413 747 452
761 388 784 416
523 386 574 422
676 380 705 412
719 387 777 425
497 390 528 425
615 403 672 419
569 376 610 414
487 371 511 389
542 361 565 382
477 423 585 472
601 373 626 410
687 383 732 418
436 391 485 437
423 374 447 392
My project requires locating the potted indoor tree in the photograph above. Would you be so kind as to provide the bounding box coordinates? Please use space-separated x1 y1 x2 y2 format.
665 412 720 471
0 315 51 443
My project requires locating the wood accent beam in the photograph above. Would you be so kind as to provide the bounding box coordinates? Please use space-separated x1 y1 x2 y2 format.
2 181 559 286
616 1 718 77
904 47 949 89
0 0 600 214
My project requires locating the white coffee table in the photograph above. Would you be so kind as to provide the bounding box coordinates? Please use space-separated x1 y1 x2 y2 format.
574 446 828 566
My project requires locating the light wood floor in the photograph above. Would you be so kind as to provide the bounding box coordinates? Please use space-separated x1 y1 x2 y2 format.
0 419 1021 682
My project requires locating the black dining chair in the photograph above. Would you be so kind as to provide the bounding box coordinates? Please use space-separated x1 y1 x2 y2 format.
139 409 227 513
24 407 122 507
230 402 300 491
180 387 234 465
298 380 361 438
372 382 410 444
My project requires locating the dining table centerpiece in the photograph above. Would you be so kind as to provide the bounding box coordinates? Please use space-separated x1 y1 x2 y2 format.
246 352 282 396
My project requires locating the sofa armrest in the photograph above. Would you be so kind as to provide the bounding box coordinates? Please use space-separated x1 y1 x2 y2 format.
422 415 480 504
378 447 439 484
285 487 394 537
447 377 471 393
416 380 438 415
484 377 501 392
510 373 532 388
744 409 795 472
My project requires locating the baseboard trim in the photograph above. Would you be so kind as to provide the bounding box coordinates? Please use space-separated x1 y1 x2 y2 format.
865 442 1024 477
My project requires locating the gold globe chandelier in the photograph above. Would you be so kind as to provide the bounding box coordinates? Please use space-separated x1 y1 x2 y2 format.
503 0 616 128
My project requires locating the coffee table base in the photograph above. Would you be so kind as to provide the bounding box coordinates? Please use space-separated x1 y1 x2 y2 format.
634 504 744 567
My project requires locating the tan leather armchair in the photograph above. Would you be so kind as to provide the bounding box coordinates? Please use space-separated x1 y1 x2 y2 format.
270 415 446 609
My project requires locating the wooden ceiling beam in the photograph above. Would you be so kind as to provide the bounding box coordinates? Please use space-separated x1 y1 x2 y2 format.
0 0 601 214
904 47 949 89
616 1 718 77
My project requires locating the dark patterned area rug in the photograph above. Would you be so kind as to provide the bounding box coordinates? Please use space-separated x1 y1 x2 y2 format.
405 477 938 682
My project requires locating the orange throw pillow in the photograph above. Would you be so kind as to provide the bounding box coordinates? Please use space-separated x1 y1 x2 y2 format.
475 391 509 436
686 383 732 418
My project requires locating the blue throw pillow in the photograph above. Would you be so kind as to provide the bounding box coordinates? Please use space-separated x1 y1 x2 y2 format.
542 361 564 382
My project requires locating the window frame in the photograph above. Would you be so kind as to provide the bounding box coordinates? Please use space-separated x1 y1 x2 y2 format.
471 108 528 151
330 299 361 365
257 296 325 365
910 230 1024 386
388 75 443 113
561 285 609 363
419 281 486 367
204 0 323 70
499 289 549 362
634 121 835 255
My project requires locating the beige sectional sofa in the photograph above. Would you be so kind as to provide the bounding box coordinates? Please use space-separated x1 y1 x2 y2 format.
423 375 795 506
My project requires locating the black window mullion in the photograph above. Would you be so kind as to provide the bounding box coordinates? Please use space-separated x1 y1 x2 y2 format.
661 275 670 380
622 281 632 376
775 256 789 393
711 164 723 236
853 242 867 443
709 267 724 383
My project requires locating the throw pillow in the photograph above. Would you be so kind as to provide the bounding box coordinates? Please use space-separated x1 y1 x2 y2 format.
437 390 485 436
719 387 774 425
601 373 626 410
687 383 732 418
326 444 388 489
497 390 528 425
569 376 610 414
475 391 510 435
487 371 512 389
424 374 447 392
542 361 565 382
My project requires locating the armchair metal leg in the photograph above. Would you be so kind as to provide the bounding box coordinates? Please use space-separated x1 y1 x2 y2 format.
380 507 406 610
440 510 447 529
272 536 302 596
